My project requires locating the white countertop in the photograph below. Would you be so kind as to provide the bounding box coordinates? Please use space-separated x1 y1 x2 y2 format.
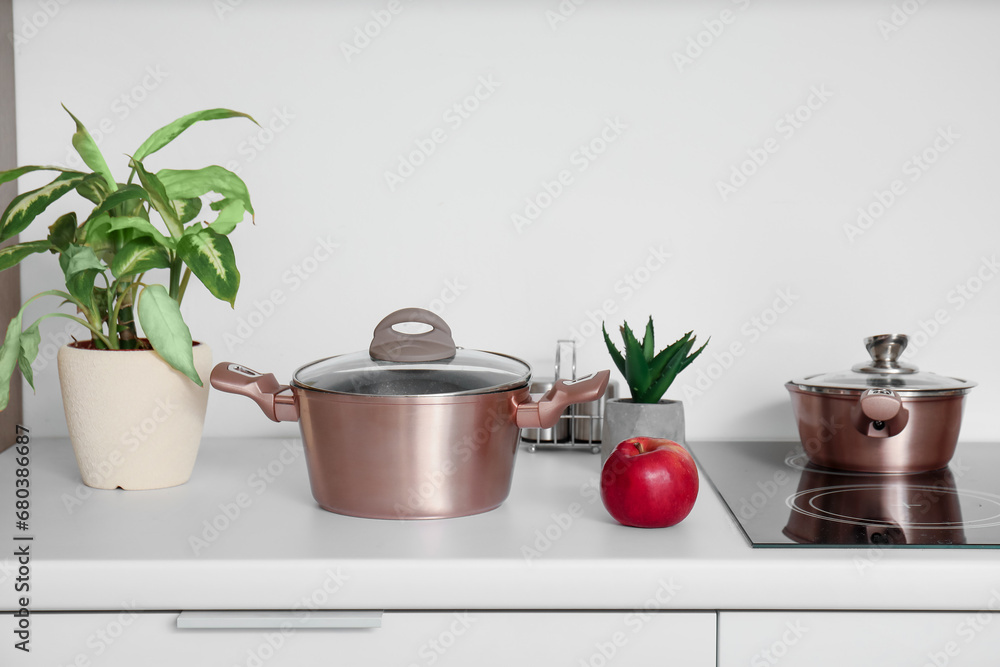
4 438 999 612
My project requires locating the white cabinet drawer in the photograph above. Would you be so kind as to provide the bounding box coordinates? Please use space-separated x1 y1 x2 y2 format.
14 610 716 667
720 611 1000 667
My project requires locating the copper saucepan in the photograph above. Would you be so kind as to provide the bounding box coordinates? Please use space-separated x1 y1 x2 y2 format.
785 334 976 474
212 308 610 519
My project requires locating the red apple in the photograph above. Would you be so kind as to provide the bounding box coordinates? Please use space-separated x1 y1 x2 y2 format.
600 438 699 528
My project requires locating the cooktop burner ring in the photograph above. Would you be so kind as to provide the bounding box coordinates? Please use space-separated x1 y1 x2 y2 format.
786 484 1000 529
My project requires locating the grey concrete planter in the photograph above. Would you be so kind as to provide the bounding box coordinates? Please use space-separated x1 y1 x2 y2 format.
600 398 686 464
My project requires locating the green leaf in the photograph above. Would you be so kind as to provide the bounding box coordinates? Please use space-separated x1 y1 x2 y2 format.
639 337 696 404
132 108 258 163
649 331 692 379
206 198 247 235
111 238 170 278
91 184 149 218
678 337 709 374
621 322 651 400
137 284 201 386
129 158 182 238
176 227 240 305
0 172 95 242
0 313 23 411
174 197 202 224
0 164 82 187
47 212 77 250
17 320 41 390
58 245 105 315
94 285 110 323
642 316 654 364
158 166 255 216
0 240 53 271
602 323 627 379
63 244 106 276
105 216 174 249
62 105 117 192
77 213 115 258
75 176 111 205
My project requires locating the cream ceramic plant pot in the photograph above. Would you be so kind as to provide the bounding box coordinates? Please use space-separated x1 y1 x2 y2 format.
57 342 213 490
600 398 686 464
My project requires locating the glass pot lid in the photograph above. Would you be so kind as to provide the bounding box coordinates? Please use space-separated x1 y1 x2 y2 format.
292 308 531 397
788 333 976 396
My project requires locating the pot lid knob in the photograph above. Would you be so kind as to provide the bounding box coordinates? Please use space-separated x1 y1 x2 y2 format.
851 333 918 374
369 307 458 363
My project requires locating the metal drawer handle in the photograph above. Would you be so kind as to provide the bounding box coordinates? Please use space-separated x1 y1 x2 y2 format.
176 611 383 630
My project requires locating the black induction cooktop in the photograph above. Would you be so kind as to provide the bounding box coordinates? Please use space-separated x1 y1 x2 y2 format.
689 441 1000 548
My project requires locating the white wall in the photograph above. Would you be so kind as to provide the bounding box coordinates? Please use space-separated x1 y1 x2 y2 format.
11 0 1000 441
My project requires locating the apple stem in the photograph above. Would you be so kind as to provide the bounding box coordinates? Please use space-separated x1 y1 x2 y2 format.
632 442 644 454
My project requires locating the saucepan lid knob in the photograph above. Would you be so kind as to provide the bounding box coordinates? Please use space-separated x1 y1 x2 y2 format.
852 333 918 374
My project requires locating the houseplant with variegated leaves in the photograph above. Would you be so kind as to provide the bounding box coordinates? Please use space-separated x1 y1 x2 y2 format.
0 106 257 489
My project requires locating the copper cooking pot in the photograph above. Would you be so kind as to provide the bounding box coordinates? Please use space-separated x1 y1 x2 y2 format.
211 308 609 519
785 334 976 473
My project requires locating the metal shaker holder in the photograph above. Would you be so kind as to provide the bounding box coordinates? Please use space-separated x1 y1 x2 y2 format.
522 340 617 454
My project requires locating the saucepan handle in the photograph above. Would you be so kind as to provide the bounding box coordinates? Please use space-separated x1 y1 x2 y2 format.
853 387 908 437
859 388 902 422
516 370 611 429
210 363 299 423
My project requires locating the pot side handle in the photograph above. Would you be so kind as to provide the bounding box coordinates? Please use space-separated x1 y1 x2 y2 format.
859 388 902 422
852 387 909 438
515 370 610 429
210 363 299 423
